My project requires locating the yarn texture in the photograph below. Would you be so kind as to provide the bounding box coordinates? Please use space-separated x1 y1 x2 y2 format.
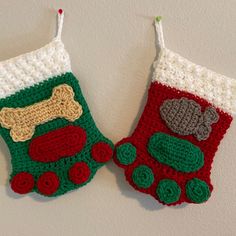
116 143 137 165
152 48 236 114
132 165 154 189
156 179 181 204
148 132 204 173
113 18 236 205
0 84 83 142
0 11 113 197
160 98 219 141
185 178 210 203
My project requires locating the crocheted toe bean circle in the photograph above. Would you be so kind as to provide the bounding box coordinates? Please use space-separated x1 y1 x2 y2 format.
186 178 210 203
11 172 34 194
91 142 113 163
132 165 154 189
69 162 91 185
156 179 181 204
37 172 60 196
116 143 137 165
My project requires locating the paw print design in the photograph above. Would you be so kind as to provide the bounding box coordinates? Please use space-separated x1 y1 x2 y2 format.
113 82 232 205
0 73 113 197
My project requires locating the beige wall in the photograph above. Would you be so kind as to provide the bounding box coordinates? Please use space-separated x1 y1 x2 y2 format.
0 1 236 235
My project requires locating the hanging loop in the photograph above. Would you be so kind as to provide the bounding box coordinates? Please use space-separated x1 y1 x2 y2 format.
56 9 64 40
155 16 165 49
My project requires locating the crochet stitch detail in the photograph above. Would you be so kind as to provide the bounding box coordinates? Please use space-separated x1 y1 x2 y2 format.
0 40 71 99
185 178 210 203
156 179 181 204
152 48 236 114
114 18 234 205
116 143 137 165
0 73 114 197
148 132 204 173
132 165 154 189
0 9 114 197
91 142 113 163
37 171 60 196
113 82 231 205
160 97 219 141
29 125 87 162
11 172 35 194
69 162 91 185
0 84 83 142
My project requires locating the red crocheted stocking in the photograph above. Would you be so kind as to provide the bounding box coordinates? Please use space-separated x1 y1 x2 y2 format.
113 18 236 205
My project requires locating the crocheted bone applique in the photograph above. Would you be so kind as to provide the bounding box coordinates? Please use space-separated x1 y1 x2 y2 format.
160 98 219 141
0 84 83 142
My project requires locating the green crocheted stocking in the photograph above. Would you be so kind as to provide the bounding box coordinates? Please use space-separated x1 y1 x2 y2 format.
0 71 113 197
0 10 113 197
0 72 113 197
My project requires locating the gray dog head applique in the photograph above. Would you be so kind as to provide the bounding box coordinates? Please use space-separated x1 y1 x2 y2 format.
160 98 219 141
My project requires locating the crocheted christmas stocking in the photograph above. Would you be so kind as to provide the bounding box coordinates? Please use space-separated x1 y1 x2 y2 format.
114 18 236 205
0 10 113 197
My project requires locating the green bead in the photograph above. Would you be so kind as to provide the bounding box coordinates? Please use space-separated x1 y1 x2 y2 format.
156 179 181 204
186 178 210 203
132 165 154 189
116 143 137 165
148 132 204 173
155 16 162 22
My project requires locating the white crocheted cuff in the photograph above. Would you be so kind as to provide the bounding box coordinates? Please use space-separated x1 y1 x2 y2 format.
152 48 236 114
0 39 71 99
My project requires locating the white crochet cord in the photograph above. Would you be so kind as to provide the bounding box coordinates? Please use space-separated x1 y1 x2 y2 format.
56 9 64 40
155 17 165 49
153 18 236 115
0 9 71 99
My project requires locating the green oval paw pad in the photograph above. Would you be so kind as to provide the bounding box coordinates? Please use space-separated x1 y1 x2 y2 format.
148 132 204 173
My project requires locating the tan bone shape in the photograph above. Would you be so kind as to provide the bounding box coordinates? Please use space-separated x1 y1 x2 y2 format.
0 84 83 142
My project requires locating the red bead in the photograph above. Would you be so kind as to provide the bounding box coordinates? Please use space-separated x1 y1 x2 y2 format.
11 172 34 194
69 162 91 185
58 9 63 15
37 172 60 196
91 142 113 163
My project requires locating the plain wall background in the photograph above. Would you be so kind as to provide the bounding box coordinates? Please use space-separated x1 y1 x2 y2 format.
0 1 236 235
